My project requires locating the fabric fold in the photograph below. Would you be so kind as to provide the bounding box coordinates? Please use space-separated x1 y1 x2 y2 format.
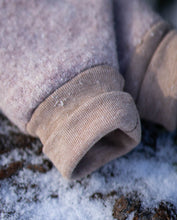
115 0 177 131
0 0 118 132
27 65 141 179
0 0 141 179
137 29 177 131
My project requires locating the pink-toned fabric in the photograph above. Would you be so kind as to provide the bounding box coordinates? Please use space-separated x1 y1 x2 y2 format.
0 0 118 132
114 0 161 73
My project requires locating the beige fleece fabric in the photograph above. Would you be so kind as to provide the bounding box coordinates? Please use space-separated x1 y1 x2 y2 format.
27 65 141 179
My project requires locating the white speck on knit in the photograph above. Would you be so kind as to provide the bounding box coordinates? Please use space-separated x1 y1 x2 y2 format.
54 100 64 107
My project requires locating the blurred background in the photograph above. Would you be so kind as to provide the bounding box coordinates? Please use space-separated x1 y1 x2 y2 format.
148 0 177 27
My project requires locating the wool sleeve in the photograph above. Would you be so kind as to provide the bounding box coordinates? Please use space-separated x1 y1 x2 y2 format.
0 0 141 179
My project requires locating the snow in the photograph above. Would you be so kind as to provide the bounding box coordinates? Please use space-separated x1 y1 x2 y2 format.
1 116 177 220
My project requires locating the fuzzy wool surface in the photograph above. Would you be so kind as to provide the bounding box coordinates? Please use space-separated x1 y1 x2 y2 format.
114 0 161 73
0 0 118 132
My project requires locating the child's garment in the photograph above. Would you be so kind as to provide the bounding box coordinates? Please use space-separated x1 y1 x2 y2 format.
115 0 177 131
0 0 141 179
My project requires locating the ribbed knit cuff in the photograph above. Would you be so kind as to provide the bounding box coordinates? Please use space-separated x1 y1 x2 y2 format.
137 29 177 131
125 21 177 131
27 65 141 179
124 21 171 100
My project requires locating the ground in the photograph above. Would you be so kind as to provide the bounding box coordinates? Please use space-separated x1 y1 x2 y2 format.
1 116 177 219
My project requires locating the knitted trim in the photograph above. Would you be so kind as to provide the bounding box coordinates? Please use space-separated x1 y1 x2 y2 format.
27 65 141 179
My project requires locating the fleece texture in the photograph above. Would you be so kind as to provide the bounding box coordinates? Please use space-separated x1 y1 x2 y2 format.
0 0 118 132
114 0 177 131
114 0 161 74
0 0 142 178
